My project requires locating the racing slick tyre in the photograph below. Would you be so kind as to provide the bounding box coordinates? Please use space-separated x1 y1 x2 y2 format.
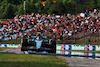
21 36 28 51
48 40 56 53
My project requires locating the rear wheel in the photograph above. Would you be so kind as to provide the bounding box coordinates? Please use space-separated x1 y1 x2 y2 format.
21 36 28 51
48 40 56 53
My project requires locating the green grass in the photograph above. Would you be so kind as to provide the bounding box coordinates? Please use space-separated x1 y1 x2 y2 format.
0 48 7 51
0 39 21 44
57 36 100 45
75 36 100 45
0 53 68 67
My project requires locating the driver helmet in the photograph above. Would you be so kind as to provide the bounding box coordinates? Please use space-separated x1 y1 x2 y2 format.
36 36 39 40
36 36 41 40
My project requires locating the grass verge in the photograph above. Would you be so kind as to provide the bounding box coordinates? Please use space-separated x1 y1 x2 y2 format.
0 48 8 51
57 36 100 45
0 39 21 44
0 53 68 67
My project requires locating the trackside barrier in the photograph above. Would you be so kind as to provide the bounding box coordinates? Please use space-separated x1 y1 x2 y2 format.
56 51 100 60
0 44 21 48
95 45 100 51
0 44 100 51
56 44 100 59
0 44 6 47
56 44 100 51
1 43 100 60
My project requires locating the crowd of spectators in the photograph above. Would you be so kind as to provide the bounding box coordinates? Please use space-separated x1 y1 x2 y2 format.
0 8 100 41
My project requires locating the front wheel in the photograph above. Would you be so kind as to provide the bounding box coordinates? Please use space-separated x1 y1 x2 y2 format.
24 51 29 54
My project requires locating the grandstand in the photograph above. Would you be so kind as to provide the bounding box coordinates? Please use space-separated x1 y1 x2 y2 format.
0 8 100 45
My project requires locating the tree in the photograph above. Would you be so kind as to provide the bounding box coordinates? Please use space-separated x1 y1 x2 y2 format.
7 0 22 5
43 0 54 14
15 4 24 15
25 0 37 14
0 3 15 19
35 0 44 13
95 0 100 8
52 1 65 14
0 0 100 18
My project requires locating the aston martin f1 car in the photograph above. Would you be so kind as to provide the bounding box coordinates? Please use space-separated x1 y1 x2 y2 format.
21 35 56 53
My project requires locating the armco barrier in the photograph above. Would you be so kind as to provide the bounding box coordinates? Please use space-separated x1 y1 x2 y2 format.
0 44 21 48
85 52 95 59
56 51 100 59
71 51 85 56
95 53 100 60
56 44 100 51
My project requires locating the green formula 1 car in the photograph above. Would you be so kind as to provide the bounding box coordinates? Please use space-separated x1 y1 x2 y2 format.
21 35 56 53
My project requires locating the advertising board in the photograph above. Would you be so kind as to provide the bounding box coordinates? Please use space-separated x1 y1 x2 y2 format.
71 44 85 50
87 45 95 51
56 44 64 50
57 44 100 51
6 44 21 48
0 44 6 47
64 44 71 50
95 45 100 51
